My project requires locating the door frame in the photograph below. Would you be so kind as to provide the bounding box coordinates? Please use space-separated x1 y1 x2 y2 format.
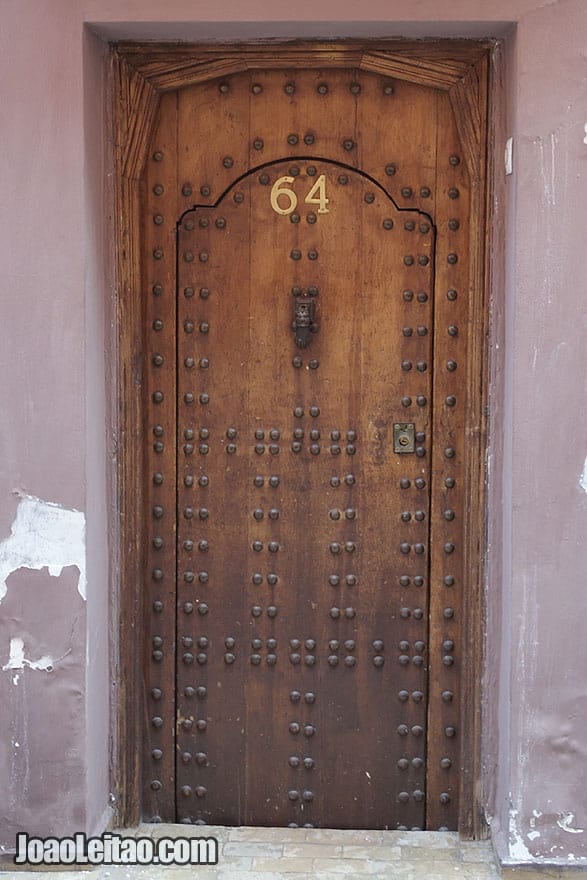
110 39 494 837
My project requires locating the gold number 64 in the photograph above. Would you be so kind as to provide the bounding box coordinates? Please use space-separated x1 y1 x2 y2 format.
270 174 330 216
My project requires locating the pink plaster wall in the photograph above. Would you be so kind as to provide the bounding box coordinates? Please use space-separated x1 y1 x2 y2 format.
1 0 586 866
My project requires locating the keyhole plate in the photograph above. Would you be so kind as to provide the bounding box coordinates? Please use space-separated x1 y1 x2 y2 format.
393 423 416 454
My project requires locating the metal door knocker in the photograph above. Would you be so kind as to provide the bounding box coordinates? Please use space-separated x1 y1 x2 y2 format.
292 296 319 349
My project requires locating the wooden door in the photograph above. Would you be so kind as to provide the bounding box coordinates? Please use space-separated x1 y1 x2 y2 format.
133 54 486 832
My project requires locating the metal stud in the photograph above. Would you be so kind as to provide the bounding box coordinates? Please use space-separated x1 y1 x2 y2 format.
385 164 396 176
448 187 460 199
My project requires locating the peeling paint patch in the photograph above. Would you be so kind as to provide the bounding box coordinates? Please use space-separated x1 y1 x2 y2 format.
509 808 535 862
580 458 587 493
557 813 584 834
0 493 86 603
2 637 54 672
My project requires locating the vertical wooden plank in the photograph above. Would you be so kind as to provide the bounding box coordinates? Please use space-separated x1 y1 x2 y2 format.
458 53 490 840
426 90 471 830
141 91 179 822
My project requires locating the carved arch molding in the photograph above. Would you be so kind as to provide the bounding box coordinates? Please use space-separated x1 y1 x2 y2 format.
111 41 491 837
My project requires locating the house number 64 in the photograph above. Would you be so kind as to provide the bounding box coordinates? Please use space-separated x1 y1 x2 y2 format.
270 174 330 215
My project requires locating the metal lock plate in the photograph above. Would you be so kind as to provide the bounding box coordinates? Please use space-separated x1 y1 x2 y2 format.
393 423 415 454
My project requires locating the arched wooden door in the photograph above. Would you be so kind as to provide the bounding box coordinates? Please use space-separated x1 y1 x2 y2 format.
117 47 488 833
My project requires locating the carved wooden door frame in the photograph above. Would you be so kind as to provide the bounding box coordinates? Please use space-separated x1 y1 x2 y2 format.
111 40 492 837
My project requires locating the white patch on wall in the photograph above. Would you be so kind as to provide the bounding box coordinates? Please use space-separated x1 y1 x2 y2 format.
580 458 587 493
583 123 587 145
557 812 584 834
528 809 542 841
2 637 54 672
0 493 86 604
509 807 535 862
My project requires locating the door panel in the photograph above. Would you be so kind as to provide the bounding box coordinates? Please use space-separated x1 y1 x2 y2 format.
141 64 471 830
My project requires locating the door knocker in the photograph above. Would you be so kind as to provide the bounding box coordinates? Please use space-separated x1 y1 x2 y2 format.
292 295 319 349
